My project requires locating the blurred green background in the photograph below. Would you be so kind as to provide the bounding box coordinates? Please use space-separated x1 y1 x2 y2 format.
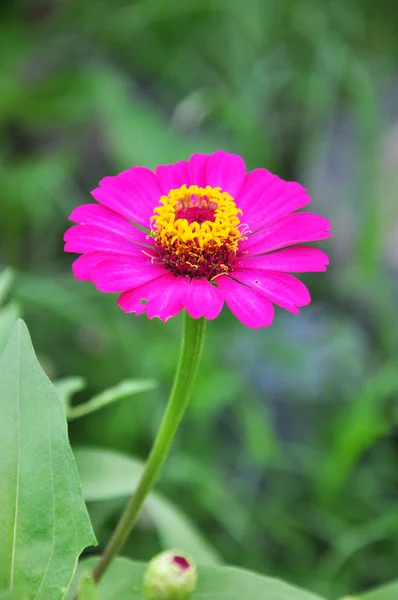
1 0 398 598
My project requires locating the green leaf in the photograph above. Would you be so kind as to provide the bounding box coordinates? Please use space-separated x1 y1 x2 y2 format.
67 380 156 421
0 268 15 306
0 303 20 356
78 574 99 600
317 364 398 500
53 377 87 412
0 321 96 598
70 557 326 600
0 590 28 600
314 511 398 583
74 448 220 565
361 581 398 600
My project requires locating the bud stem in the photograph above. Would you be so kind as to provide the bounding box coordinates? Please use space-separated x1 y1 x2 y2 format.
92 312 206 583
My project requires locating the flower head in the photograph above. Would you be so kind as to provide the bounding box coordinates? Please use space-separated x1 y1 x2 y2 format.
64 151 331 328
143 550 197 600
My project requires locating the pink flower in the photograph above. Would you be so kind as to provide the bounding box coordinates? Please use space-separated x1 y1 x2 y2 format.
64 151 331 328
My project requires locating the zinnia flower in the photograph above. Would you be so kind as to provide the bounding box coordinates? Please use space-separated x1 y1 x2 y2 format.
64 151 331 328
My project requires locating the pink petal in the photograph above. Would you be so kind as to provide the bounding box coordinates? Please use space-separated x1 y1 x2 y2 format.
237 169 311 224
91 256 166 293
188 153 210 187
72 252 109 281
216 275 274 329
64 225 151 255
118 273 184 320
242 213 331 255
206 151 246 198
69 204 148 243
156 160 190 194
92 166 161 226
230 268 311 314
237 246 329 273
180 278 224 320
236 168 277 209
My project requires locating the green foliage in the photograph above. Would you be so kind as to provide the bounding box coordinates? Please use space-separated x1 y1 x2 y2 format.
0 303 20 357
0 592 28 600
54 377 87 410
316 364 398 501
78 574 99 600
0 269 19 355
75 448 220 565
0 321 96 598
361 581 398 600
0 269 15 306
72 557 326 600
54 375 157 421
66 379 157 421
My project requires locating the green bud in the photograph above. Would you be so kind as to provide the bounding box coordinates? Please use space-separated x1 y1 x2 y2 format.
143 550 197 600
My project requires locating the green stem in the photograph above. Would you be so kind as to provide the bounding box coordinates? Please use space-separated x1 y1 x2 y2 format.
92 312 206 582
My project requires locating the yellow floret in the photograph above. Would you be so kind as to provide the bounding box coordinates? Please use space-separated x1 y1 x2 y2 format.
150 185 243 256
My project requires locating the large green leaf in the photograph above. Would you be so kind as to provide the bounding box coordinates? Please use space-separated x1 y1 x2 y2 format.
74 448 220 565
361 581 398 600
0 321 96 598
78 574 99 600
70 557 326 600
0 591 28 600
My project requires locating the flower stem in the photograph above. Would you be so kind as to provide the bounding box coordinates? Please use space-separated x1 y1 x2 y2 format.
92 312 206 582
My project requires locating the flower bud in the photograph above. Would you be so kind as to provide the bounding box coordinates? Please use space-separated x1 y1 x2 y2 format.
143 550 197 600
